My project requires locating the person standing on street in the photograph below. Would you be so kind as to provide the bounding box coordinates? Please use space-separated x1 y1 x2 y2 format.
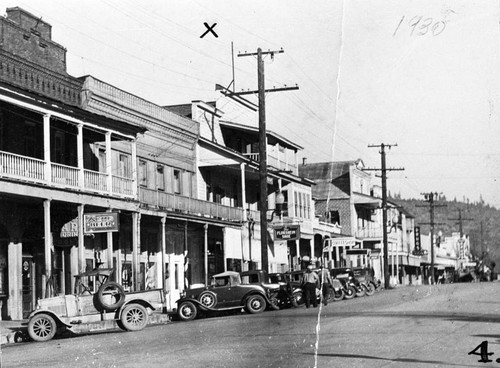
301 265 319 308
318 266 333 306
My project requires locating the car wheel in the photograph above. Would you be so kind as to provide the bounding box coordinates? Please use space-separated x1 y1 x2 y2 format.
120 303 148 331
344 286 356 299
365 282 376 296
269 292 280 310
28 314 57 342
293 290 305 305
96 282 126 312
178 301 197 321
198 291 217 308
245 294 266 314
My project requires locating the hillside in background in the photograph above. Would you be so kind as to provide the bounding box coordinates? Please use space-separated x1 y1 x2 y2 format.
389 194 499 269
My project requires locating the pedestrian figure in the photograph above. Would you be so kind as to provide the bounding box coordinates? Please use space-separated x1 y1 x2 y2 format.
301 265 319 308
318 266 333 306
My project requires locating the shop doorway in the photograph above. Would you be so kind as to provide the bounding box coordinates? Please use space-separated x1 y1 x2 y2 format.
22 256 34 318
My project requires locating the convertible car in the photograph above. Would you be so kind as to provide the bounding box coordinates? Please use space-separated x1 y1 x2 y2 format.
176 271 274 321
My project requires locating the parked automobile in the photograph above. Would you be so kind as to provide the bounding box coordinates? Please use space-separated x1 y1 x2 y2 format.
271 270 325 306
176 271 275 321
27 268 165 342
240 270 281 310
351 267 378 295
330 268 358 299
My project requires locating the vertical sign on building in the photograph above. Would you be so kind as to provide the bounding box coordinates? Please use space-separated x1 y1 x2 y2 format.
414 226 421 251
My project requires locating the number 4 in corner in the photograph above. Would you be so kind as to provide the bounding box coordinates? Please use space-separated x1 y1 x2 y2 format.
469 341 494 363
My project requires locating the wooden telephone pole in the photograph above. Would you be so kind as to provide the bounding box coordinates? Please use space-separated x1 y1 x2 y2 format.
418 192 446 284
365 143 404 289
234 48 298 272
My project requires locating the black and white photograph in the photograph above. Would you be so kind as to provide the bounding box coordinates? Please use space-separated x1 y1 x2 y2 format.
0 1 499 367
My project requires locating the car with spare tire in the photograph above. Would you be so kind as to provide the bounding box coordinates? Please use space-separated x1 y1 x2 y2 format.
176 271 275 321
27 268 165 342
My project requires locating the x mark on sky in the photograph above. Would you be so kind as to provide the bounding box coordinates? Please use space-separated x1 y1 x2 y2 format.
200 22 218 38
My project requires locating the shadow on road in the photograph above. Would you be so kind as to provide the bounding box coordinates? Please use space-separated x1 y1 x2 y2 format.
325 310 500 324
303 352 478 367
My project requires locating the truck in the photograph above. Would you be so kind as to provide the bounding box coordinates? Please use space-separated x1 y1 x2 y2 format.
27 268 166 342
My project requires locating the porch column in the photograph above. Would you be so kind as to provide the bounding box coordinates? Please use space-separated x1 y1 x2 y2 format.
106 208 113 271
204 223 208 286
222 227 227 272
240 163 247 221
78 204 85 273
131 140 138 197
161 216 166 293
310 241 315 264
43 114 51 183
335 246 340 268
295 239 300 270
43 199 52 298
396 236 400 283
7 241 22 320
105 132 112 193
77 124 84 189
132 212 140 291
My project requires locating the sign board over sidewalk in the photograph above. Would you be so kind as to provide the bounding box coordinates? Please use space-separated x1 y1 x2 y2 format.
84 212 119 234
323 237 356 252
273 225 300 241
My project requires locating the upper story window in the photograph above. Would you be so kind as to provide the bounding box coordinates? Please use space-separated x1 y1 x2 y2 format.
156 165 165 191
173 169 181 194
119 154 130 178
24 121 39 157
139 160 147 187
98 148 106 173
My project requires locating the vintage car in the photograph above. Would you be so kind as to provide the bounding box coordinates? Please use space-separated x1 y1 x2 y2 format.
176 271 274 321
27 268 165 342
240 270 281 310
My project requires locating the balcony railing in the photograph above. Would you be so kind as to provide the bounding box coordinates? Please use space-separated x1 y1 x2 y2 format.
140 188 245 222
242 152 297 173
356 226 383 238
0 151 45 181
0 150 134 198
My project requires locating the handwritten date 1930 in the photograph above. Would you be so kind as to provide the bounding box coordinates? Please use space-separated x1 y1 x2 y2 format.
393 16 446 37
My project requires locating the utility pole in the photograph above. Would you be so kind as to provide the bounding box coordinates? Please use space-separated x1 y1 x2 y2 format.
236 48 298 272
418 192 446 285
365 143 404 289
448 208 473 238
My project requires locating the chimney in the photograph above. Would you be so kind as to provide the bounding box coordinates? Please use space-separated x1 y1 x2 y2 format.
302 157 307 165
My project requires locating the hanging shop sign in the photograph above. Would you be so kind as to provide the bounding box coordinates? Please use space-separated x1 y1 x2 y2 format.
84 212 119 234
60 218 79 238
274 225 300 241
323 237 356 252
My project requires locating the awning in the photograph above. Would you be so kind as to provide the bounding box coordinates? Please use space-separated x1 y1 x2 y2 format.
352 193 382 209
346 249 370 255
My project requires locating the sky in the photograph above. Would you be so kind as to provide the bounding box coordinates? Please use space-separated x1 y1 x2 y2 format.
7 0 500 208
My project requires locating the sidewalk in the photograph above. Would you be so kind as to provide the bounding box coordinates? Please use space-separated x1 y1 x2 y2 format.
0 313 172 345
0 319 28 345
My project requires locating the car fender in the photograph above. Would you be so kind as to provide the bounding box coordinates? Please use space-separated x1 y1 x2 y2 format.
242 291 271 306
176 297 212 311
117 299 156 319
28 309 72 328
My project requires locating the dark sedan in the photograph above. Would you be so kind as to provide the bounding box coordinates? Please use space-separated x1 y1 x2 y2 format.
176 271 274 321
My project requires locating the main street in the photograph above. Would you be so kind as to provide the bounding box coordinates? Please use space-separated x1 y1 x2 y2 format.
3 282 500 368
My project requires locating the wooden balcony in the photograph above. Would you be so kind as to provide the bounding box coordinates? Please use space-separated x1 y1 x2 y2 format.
242 152 297 173
0 150 134 198
139 188 245 222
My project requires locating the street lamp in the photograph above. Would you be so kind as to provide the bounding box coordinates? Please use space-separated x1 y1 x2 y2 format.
269 191 285 222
